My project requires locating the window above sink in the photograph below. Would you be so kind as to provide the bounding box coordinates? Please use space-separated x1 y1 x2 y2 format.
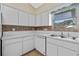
50 3 79 31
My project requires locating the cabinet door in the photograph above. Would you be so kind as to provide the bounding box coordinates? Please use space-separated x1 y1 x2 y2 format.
58 47 63 56
47 43 58 56
2 39 22 56
26 13 29 26
41 12 49 26
58 47 77 56
19 11 29 26
23 38 34 54
29 14 35 26
2 5 18 25
3 43 19 56
62 48 77 56
18 39 23 56
36 14 42 26
35 37 45 55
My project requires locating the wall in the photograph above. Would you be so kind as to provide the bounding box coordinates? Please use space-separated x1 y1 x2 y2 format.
3 25 52 31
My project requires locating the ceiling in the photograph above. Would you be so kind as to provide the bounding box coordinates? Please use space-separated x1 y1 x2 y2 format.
30 3 43 8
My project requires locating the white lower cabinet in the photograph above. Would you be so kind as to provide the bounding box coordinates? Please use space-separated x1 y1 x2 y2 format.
47 43 77 56
22 37 34 54
2 38 22 56
47 43 58 56
2 34 79 56
47 38 78 56
2 36 34 56
58 47 77 56
35 36 45 55
58 47 63 56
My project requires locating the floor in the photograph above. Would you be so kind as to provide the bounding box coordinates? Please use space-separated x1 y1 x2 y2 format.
24 50 44 56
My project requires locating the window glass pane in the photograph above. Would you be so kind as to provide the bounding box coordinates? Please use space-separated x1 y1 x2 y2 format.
54 11 73 24
62 12 72 19
55 11 72 20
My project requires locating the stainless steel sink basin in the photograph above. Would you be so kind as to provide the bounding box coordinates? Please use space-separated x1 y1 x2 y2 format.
50 34 65 38
50 34 57 37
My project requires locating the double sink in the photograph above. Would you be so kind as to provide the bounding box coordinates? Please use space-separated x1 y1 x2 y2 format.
50 34 77 40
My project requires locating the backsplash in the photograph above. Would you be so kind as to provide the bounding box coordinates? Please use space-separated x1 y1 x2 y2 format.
2 25 35 31
2 25 79 32
2 25 52 31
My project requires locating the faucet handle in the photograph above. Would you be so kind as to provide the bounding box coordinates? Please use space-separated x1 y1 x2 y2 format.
72 37 76 40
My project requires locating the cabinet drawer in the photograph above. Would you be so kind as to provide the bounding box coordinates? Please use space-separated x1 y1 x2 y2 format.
2 39 22 46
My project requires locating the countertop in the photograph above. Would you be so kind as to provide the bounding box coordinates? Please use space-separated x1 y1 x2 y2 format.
2 31 79 44
46 35 79 44
2 34 34 40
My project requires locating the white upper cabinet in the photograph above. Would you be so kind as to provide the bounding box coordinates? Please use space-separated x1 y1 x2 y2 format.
36 14 42 26
41 12 49 26
29 14 35 26
25 13 29 26
36 12 49 26
1 5 18 25
1 5 50 26
19 11 29 26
